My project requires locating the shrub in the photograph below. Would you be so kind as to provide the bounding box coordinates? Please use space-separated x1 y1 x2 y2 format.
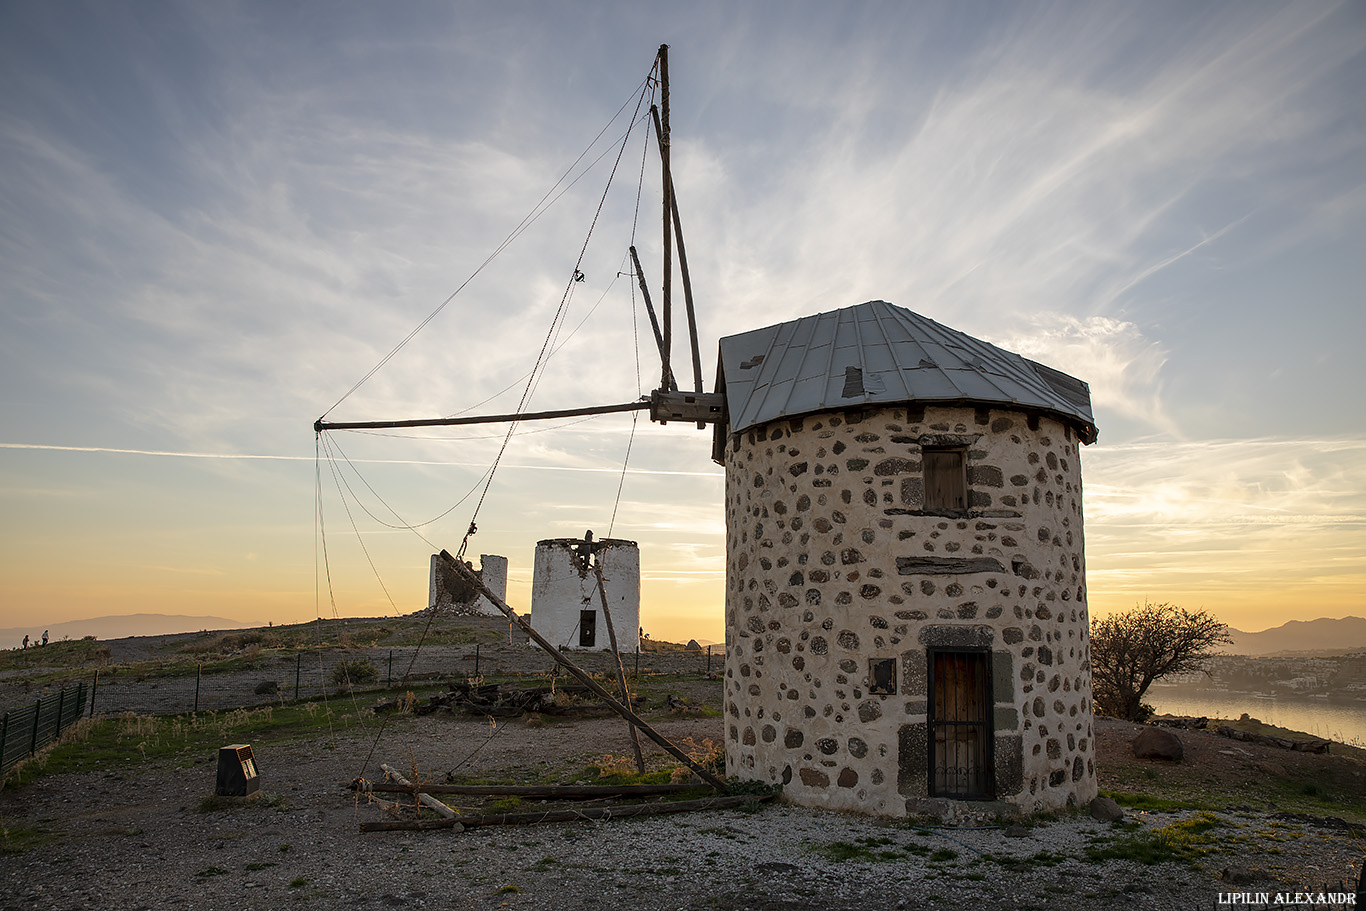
330 658 378 688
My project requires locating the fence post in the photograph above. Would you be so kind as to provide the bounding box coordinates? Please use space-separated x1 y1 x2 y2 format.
1 711 8 770
30 699 42 754
194 664 201 713
706 645 711 675
90 670 99 717
54 688 65 742
474 644 480 677
295 652 301 700
635 649 640 677
388 650 393 686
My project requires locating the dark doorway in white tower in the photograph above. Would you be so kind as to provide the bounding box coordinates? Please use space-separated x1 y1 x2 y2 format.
579 610 597 648
928 648 995 799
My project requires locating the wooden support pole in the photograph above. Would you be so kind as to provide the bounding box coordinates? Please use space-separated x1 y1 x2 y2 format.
628 245 676 391
657 43 673 395
649 106 702 399
359 793 773 832
315 400 649 433
594 563 645 774
438 549 727 792
380 763 459 821
673 191 703 401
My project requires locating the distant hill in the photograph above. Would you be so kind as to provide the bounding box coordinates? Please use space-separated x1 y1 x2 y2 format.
0 614 256 646
1223 616 1366 657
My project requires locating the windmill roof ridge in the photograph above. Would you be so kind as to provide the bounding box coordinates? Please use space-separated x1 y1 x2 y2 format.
716 299 1098 443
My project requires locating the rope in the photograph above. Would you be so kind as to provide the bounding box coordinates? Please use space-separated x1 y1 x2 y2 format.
321 433 487 534
319 438 406 610
608 249 643 538
428 270 630 421
320 49 666 792
321 75 652 420
455 80 654 559
445 716 508 779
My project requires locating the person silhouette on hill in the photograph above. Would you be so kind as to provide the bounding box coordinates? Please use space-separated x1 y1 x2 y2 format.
22 634 29 649
42 630 49 647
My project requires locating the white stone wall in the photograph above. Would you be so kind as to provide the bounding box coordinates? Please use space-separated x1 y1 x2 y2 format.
530 539 640 652
723 404 1096 817
429 553 508 616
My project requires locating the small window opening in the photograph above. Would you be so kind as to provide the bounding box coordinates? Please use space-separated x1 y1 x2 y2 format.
928 648 995 800
579 610 597 647
868 658 897 695
923 447 966 513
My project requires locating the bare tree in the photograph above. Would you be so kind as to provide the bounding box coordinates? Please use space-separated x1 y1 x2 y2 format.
1089 601 1231 721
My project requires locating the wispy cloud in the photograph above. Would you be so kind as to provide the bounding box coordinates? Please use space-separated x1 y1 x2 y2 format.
0 441 721 477
1084 435 1366 623
1 3 1361 638
993 314 1175 436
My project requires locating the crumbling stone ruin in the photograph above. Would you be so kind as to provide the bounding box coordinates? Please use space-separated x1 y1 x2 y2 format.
426 553 508 617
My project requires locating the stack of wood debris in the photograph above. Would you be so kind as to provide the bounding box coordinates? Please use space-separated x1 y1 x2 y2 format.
372 680 643 719
349 764 773 833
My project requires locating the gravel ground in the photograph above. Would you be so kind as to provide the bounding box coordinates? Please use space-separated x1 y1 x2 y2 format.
2 631 1363 909
3 705 1363 911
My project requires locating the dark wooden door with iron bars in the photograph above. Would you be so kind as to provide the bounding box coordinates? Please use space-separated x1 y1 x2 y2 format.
928 648 995 799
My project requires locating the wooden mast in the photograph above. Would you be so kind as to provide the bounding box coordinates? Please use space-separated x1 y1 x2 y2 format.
658 44 673 396
644 44 724 427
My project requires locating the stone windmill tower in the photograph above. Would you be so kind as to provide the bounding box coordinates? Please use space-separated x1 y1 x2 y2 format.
712 300 1100 818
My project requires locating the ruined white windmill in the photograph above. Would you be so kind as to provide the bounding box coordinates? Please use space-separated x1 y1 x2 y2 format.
315 46 1100 818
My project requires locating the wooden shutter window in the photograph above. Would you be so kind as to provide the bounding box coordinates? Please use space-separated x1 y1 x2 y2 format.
923 448 966 513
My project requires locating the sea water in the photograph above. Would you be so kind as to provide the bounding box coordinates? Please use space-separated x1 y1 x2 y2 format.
1146 684 1366 747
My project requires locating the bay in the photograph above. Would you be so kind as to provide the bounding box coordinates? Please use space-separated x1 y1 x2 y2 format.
1146 684 1366 747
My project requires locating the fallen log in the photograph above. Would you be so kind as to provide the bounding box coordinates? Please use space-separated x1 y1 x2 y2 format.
358 793 774 832
353 782 703 799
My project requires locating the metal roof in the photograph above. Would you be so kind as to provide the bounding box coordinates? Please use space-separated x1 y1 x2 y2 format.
717 300 1097 443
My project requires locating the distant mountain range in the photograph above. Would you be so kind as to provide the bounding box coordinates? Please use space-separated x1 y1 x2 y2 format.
0 613 256 646
1223 616 1366 657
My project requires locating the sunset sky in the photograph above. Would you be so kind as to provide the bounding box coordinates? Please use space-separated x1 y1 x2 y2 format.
2 2 1363 644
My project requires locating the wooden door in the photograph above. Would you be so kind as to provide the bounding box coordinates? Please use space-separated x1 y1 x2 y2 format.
928 649 994 799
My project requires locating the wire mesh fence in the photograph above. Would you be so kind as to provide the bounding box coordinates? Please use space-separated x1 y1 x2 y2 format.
38 644 726 718
0 682 87 778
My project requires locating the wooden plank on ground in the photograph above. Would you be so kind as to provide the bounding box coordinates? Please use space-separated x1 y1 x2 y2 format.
358 793 773 833
380 763 460 821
